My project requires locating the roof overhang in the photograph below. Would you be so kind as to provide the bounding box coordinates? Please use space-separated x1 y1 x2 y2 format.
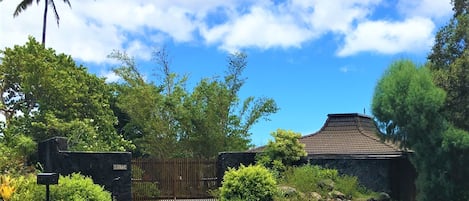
307 153 407 160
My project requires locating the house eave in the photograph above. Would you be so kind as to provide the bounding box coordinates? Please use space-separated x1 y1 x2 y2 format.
307 153 406 160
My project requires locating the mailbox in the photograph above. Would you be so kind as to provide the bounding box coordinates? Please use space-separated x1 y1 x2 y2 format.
37 173 59 185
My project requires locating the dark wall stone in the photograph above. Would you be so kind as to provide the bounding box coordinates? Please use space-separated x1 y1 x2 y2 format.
309 157 416 201
38 137 132 201
389 157 417 201
216 152 257 186
37 137 68 172
309 158 391 193
216 152 415 201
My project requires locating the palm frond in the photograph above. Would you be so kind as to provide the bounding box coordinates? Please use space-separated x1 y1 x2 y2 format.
13 0 34 17
63 0 71 8
50 0 72 26
49 0 60 25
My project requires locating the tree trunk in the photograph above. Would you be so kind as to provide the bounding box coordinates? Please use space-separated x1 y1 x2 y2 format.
42 0 48 45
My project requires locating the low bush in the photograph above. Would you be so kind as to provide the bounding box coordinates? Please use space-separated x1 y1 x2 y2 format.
280 165 377 200
257 129 307 177
0 135 36 175
10 173 110 201
282 165 338 194
132 182 160 198
219 164 277 201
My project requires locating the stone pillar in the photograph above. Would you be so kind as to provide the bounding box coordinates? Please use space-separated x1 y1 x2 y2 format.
37 137 68 172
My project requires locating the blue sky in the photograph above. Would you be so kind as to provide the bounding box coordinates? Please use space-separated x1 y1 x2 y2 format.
1 0 453 146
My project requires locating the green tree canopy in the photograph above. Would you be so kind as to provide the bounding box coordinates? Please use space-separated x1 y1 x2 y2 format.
110 51 278 159
372 60 469 201
428 0 469 130
0 37 133 151
372 60 446 147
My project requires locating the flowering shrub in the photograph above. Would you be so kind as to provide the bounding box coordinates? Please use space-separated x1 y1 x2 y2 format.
0 175 16 201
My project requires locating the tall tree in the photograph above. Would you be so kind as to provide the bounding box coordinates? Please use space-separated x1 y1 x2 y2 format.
0 37 133 151
110 51 278 159
10 0 72 45
178 52 278 158
372 60 469 201
428 0 469 130
109 50 188 158
426 2 469 197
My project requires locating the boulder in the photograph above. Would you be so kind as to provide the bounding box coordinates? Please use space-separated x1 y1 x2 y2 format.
318 179 335 191
278 185 298 197
377 192 391 201
329 190 346 200
309 192 322 201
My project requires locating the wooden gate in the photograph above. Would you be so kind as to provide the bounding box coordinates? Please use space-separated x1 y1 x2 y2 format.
132 158 218 200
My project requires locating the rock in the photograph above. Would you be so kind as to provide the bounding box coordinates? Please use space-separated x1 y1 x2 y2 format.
318 179 335 191
377 192 391 201
308 192 322 201
329 190 346 200
278 185 298 197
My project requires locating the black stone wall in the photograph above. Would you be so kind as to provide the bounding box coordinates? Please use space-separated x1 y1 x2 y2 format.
309 158 391 193
309 157 416 201
216 152 416 201
216 152 257 186
38 137 132 201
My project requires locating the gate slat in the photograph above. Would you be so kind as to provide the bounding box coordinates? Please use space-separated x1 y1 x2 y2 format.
132 158 217 201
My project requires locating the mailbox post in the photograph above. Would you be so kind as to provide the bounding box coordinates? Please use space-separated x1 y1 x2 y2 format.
37 173 59 201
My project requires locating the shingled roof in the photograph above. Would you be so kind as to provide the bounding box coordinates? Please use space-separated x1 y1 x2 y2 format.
300 113 404 159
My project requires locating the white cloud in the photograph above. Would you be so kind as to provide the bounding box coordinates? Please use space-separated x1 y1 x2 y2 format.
201 5 313 51
100 71 121 83
337 17 435 56
0 0 452 63
397 0 452 19
126 40 152 61
294 0 381 33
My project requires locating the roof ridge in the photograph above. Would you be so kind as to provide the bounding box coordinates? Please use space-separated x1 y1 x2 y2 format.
355 116 401 152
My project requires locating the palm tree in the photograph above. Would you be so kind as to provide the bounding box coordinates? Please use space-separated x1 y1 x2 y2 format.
12 0 71 45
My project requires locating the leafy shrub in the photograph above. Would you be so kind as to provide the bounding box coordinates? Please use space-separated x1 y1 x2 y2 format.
0 135 36 175
335 174 360 197
281 165 377 199
219 164 277 201
131 166 144 180
257 129 307 176
11 173 111 201
283 165 338 194
131 166 160 198
132 182 160 198
10 174 42 201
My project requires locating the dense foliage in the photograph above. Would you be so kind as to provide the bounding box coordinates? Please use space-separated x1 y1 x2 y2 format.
0 37 133 152
110 50 278 158
9 173 110 201
372 1 469 200
280 165 377 200
372 60 469 201
219 164 277 201
0 134 36 175
428 0 469 131
257 129 307 174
